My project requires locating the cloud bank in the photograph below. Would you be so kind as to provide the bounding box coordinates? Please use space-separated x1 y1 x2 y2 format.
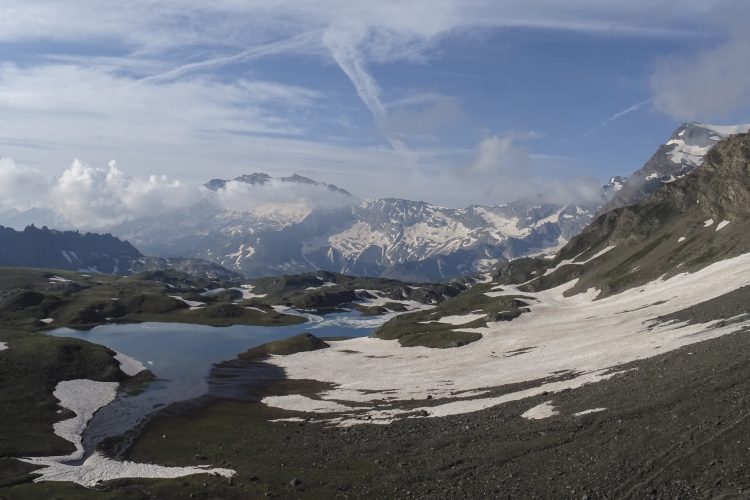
0 158 358 230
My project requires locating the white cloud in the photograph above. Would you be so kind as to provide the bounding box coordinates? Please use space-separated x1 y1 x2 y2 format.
0 63 320 171
0 1 717 49
50 160 193 228
650 0 750 121
467 133 531 175
651 33 750 121
0 0 738 212
0 157 361 230
207 178 355 215
0 158 52 211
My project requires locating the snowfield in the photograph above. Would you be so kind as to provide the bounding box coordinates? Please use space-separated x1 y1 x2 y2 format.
114 352 147 376
0 342 7 351
20 379 234 487
261 251 750 426
521 401 558 420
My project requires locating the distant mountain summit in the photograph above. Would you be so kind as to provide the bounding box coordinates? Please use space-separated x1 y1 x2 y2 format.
204 172 352 196
602 122 750 212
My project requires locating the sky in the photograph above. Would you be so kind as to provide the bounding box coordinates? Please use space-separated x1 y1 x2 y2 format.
0 0 749 227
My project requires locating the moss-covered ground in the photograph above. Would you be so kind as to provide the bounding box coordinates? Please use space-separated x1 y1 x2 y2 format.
375 282 532 348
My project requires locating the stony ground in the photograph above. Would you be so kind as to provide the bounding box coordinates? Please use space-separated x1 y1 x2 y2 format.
3 321 747 499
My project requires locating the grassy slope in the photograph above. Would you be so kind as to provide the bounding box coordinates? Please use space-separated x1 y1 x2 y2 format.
374 283 532 348
247 270 465 312
0 267 305 330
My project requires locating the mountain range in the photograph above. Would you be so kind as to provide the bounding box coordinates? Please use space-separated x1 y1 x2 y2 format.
1 122 747 283
111 122 747 282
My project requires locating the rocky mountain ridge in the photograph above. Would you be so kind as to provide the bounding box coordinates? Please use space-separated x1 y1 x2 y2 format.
0 225 241 280
497 130 750 298
602 122 750 212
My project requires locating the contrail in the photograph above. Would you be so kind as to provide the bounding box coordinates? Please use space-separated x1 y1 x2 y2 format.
140 31 320 84
584 98 653 137
323 28 407 152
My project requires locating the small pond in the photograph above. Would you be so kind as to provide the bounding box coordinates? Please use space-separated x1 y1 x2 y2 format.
48 310 387 457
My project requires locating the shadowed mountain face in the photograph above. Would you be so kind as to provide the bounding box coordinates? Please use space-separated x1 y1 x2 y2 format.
0 225 241 280
0 225 141 274
497 132 750 298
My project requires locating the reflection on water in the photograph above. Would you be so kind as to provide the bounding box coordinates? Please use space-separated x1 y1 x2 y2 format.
47 311 380 457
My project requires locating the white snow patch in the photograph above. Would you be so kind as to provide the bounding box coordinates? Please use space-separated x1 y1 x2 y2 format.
236 285 267 300
574 408 607 417
716 220 731 232
354 289 435 313
60 250 73 264
696 123 750 136
262 395 353 413
434 313 486 325
49 276 72 283
328 222 390 259
260 251 750 426
114 353 147 376
305 282 337 290
40 318 55 324
645 173 659 180
703 219 714 227
20 379 234 487
474 207 526 238
0 342 7 351
678 237 686 243
521 401 558 420
665 139 710 166
24 379 119 462
269 417 307 423
25 452 234 487
541 246 616 278
169 296 205 309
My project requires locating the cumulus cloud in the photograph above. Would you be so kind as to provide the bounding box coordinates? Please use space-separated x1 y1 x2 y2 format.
454 133 605 206
0 157 359 230
49 160 195 228
206 178 355 217
0 158 196 228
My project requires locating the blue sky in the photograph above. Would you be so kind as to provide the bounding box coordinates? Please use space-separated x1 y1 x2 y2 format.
0 0 749 213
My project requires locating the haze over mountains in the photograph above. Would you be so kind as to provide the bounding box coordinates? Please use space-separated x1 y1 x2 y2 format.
1 122 747 282
108 123 750 282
